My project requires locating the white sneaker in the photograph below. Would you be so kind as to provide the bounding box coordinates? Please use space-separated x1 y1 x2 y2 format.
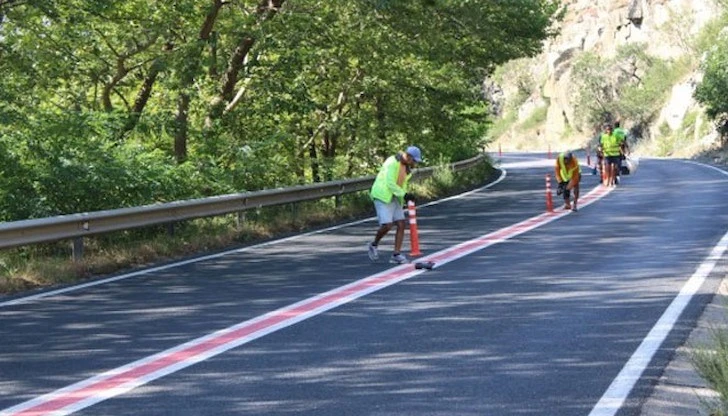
368 242 379 261
389 253 409 264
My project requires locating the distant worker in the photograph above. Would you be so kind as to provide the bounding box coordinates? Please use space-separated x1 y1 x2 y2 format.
600 124 621 187
555 150 581 211
613 121 630 183
594 129 604 177
368 146 422 264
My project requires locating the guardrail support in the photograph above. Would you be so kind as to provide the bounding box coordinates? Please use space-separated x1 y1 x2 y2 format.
236 212 246 230
72 237 84 262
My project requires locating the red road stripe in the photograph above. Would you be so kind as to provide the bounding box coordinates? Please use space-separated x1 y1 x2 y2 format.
2 185 612 416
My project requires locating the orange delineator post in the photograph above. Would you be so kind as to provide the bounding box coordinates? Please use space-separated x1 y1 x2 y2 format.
586 148 591 166
547 144 551 159
407 200 422 256
545 174 554 212
498 143 502 157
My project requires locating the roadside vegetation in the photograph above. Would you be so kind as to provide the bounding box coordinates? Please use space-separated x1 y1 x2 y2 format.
687 4 728 413
0 1 561 293
690 329 728 416
0 158 495 294
0 1 562 223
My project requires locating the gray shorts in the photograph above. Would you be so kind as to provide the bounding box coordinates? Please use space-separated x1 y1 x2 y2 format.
374 199 405 225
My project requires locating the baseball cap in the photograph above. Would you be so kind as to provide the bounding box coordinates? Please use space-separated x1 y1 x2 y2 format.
406 146 422 163
564 151 573 161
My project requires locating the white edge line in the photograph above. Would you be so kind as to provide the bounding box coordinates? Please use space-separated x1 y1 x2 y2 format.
0 268 420 416
588 230 728 416
0 169 508 308
588 160 728 416
2 172 619 416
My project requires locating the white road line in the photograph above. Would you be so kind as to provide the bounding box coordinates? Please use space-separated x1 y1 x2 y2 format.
0 183 612 416
0 170 508 309
589 160 728 416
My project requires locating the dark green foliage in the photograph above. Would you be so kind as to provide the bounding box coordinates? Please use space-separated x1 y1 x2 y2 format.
695 32 728 144
0 0 561 221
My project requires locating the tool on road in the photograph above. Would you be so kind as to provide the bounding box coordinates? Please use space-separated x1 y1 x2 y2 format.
414 261 435 270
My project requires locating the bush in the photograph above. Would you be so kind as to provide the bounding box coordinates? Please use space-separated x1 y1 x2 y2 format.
0 111 234 220
691 329 728 415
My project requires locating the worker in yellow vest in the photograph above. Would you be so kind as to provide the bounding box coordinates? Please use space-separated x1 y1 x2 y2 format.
555 151 581 211
368 146 422 264
613 121 629 184
600 124 621 187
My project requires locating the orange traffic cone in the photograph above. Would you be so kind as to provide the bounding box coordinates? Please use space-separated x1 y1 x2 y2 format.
407 200 422 256
545 174 554 213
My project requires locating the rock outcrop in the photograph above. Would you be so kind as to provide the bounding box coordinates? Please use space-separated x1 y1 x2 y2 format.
494 0 722 154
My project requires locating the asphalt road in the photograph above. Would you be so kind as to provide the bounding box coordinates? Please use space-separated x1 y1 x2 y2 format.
1 153 727 416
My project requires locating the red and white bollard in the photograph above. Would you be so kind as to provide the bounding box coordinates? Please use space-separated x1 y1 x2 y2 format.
407 200 422 257
545 174 554 213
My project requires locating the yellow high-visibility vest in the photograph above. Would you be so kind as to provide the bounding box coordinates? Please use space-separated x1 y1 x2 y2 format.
370 154 411 203
600 133 621 157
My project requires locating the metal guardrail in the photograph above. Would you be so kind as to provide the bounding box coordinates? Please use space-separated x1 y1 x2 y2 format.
0 154 486 258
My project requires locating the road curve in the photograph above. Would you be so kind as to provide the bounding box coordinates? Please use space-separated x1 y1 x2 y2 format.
0 154 726 416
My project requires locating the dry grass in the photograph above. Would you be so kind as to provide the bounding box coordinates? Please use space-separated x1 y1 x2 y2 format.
0 161 495 295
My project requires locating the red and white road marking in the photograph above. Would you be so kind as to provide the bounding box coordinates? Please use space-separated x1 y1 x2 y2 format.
1 185 613 416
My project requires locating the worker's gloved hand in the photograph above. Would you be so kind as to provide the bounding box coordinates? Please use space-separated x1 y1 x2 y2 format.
557 182 566 196
403 193 416 203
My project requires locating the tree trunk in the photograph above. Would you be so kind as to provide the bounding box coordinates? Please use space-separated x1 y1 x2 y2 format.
209 31 218 77
119 67 159 138
205 0 286 124
174 93 190 163
172 0 224 162
101 59 130 112
308 129 320 183
207 35 255 122
118 41 172 139
322 130 337 182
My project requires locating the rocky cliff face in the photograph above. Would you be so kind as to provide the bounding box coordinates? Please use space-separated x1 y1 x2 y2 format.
495 0 722 155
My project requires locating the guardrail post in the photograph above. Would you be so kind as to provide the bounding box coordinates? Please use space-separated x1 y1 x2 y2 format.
236 212 246 230
72 237 84 262
291 203 299 223
167 223 175 237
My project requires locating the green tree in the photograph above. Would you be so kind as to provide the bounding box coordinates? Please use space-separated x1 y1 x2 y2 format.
695 32 728 142
0 0 563 220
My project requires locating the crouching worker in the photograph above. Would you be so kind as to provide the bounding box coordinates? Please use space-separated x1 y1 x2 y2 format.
368 146 422 264
555 151 581 212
